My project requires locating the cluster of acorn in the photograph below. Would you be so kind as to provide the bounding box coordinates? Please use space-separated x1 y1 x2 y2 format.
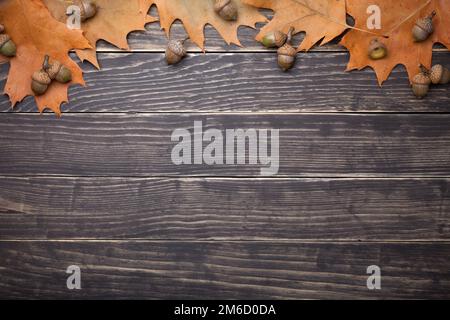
365 11 448 98
261 27 297 71
368 11 437 62
0 24 16 57
165 0 238 65
31 55 72 96
412 64 450 99
30 0 96 97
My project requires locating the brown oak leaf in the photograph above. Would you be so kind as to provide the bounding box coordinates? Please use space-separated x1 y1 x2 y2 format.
0 0 91 114
341 0 450 85
150 0 267 49
244 0 348 51
43 0 157 69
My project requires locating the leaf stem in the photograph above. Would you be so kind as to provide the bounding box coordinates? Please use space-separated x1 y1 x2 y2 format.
384 0 432 35
288 0 388 37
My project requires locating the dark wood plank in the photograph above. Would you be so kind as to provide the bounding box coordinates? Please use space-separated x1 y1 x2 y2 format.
1 52 449 113
1 113 450 177
0 241 448 299
0 177 449 240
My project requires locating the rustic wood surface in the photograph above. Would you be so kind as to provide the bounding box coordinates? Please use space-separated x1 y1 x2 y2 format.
1 114 450 177
1 52 449 113
0 241 449 300
0 14 449 299
1 178 448 240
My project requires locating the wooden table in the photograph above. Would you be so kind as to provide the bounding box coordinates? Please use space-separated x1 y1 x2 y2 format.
0 19 449 299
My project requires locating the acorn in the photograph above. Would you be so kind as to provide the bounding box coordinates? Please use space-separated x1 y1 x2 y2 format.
73 0 97 22
411 65 431 99
214 0 238 21
0 34 16 57
0 24 4 34
262 27 292 48
43 55 72 83
430 64 450 85
412 11 436 42
277 28 296 71
165 39 187 65
31 69 52 96
368 38 387 60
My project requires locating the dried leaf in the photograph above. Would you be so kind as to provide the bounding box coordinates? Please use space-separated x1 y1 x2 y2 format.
341 0 450 85
44 0 157 68
244 0 348 51
151 0 267 49
0 0 91 114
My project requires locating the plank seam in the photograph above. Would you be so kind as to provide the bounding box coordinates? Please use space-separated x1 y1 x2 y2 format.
1 239 450 243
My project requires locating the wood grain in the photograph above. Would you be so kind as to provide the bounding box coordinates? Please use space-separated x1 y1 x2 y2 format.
1 113 450 177
1 12 449 300
0 177 449 241
1 52 449 113
0 241 449 299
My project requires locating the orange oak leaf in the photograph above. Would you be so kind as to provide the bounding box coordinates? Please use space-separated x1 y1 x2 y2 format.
243 0 348 51
341 0 450 85
151 0 267 49
43 0 157 69
0 0 91 114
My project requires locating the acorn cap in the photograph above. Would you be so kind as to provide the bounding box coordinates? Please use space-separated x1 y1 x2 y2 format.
214 0 238 21
430 64 443 84
165 39 187 65
32 70 52 85
416 12 435 34
277 27 296 55
262 30 288 48
413 72 431 85
277 43 297 57
215 0 230 11
0 34 10 47
429 64 450 85
45 60 62 80
167 40 186 57
74 0 97 21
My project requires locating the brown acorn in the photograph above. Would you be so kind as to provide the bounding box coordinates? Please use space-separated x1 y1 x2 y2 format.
277 28 296 71
430 64 450 85
31 69 52 96
73 0 97 22
262 28 290 48
0 34 16 57
0 24 4 34
165 39 187 65
413 11 436 42
43 55 72 83
214 0 238 21
411 65 431 99
368 38 387 60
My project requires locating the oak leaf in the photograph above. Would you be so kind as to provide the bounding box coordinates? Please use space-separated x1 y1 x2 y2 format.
244 0 348 51
43 0 157 69
150 0 267 49
0 0 91 114
341 0 450 85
